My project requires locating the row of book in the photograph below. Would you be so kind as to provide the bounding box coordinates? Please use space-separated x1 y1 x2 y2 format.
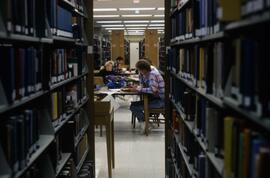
0 0 48 37
51 77 87 123
76 134 88 166
0 46 43 104
226 37 270 117
50 48 86 85
169 34 270 117
59 159 94 178
169 42 225 98
171 0 270 39
172 6 194 38
101 40 111 61
170 95 270 178
58 158 77 178
47 0 73 38
0 109 40 173
159 38 166 72
224 116 270 178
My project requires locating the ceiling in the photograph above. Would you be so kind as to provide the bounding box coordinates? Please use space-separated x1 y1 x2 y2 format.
93 0 165 35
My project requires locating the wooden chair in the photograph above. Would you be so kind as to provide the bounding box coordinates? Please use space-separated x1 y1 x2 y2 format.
131 94 165 136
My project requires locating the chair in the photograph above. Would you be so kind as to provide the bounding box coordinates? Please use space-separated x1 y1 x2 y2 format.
131 94 165 136
94 76 104 86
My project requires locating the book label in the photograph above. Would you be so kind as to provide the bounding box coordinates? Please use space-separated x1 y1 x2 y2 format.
217 7 223 19
7 22 12 32
214 24 220 33
15 25 22 33
246 2 253 14
244 96 251 107
253 0 264 12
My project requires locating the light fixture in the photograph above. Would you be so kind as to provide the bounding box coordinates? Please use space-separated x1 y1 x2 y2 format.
102 24 124 27
94 15 120 18
122 14 152 17
93 8 117 12
151 20 164 23
124 20 149 23
119 8 156 11
126 27 146 30
125 24 148 27
148 24 164 27
105 27 125 30
96 21 122 23
135 10 140 14
154 15 165 17
147 27 164 29
157 7 165 10
133 0 140 3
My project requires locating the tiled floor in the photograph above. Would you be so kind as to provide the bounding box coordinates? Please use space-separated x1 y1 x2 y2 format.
95 106 165 178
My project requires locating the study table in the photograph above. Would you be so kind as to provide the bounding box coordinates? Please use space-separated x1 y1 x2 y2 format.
94 88 151 136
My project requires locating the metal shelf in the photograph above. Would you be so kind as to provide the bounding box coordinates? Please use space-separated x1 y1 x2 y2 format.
0 91 48 114
50 72 88 91
226 11 270 31
14 135 54 178
76 147 89 173
224 97 270 132
170 32 225 46
54 96 89 133
56 153 72 176
171 72 224 108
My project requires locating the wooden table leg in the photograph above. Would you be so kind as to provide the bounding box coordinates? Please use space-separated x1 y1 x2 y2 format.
106 118 112 178
111 111 115 169
143 94 149 136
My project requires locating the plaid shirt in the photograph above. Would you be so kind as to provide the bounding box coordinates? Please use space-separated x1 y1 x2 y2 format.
136 69 165 99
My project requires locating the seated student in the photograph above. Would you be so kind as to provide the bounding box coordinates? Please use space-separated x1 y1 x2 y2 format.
113 56 124 73
98 61 117 83
129 59 165 133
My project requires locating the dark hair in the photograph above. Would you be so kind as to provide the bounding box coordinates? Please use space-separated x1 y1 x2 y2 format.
116 56 124 61
136 59 151 71
143 57 152 65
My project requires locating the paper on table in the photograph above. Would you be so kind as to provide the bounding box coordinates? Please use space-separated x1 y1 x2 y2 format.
102 94 120 111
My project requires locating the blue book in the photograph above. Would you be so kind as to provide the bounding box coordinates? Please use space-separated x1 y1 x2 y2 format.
250 138 269 178
0 47 16 104
57 5 73 38
198 153 206 178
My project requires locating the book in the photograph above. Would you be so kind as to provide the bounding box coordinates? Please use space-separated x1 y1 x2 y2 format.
224 116 233 178
57 5 73 38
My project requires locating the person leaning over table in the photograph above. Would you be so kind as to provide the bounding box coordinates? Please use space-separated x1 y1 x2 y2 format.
129 59 165 134
113 56 124 73
98 60 117 83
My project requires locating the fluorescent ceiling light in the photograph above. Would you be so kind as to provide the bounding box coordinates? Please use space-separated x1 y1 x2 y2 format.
119 8 156 11
157 8 165 10
151 20 164 23
154 15 165 17
105 28 125 30
122 14 152 17
124 20 149 23
126 27 146 30
94 15 120 18
125 24 148 27
148 24 164 27
133 0 140 3
94 8 117 12
148 27 164 29
102 24 124 27
127 30 145 32
108 30 112 32
96 21 122 23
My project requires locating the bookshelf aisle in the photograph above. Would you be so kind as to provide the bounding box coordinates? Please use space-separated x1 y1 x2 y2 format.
0 0 95 178
165 0 270 178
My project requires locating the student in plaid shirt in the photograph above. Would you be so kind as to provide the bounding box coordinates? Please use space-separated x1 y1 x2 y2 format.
129 59 165 133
